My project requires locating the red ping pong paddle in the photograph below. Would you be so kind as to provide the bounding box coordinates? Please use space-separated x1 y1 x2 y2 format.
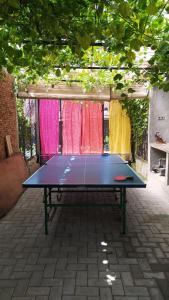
114 175 133 181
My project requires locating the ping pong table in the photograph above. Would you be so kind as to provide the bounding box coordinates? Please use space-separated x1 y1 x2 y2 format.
23 154 146 234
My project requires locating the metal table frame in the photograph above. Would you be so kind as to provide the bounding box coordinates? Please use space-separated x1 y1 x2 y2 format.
43 186 126 235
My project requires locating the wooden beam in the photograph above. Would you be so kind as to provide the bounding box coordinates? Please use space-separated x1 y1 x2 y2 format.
18 83 148 100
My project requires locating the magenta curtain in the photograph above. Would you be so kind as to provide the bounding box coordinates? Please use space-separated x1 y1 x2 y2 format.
81 101 103 154
39 99 59 155
62 101 82 154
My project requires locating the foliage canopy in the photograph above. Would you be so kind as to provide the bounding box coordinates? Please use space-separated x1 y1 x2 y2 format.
0 0 154 161
0 0 169 91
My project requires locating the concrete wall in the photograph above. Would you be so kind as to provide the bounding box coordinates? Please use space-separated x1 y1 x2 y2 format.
0 72 19 160
149 87 169 143
149 87 169 184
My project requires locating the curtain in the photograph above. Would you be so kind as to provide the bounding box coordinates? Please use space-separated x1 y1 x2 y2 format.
39 99 59 155
81 101 103 154
62 101 81 154
109 100 131 156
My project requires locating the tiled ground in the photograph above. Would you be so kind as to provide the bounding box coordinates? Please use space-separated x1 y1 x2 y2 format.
0 173 169 300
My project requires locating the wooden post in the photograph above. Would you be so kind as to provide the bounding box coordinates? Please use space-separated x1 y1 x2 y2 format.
5 135 13 157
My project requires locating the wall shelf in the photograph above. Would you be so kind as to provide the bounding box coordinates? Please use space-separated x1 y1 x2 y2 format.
150 143 169 185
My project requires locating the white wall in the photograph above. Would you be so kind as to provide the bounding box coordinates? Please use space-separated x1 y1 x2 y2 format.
149 87 169 143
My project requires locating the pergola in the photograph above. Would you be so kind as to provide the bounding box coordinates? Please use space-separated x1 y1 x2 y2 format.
18 83 148 101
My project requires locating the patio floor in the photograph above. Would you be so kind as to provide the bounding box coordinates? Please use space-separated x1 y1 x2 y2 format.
0 173 169 300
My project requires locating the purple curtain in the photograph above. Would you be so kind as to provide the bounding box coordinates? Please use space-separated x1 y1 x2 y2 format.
62 101 81 154
39 99 59 155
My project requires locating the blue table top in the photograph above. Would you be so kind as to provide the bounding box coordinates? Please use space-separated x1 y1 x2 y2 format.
23 154 146 188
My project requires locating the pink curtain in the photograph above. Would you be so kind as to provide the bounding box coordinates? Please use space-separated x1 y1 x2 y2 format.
39 99 59 155
62 101 81 154
81 101 103 154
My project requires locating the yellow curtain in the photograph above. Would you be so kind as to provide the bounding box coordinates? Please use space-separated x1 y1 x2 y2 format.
109 100 131 157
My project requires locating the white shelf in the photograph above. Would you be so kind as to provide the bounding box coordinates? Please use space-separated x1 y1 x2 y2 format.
150 143 169 153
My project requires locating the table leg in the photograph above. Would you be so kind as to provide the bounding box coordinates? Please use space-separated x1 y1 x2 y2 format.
49 188 52 205
44 188 48 235
121 188 126 234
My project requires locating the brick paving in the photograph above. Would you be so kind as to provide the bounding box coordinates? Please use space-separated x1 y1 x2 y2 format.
0 173 169 299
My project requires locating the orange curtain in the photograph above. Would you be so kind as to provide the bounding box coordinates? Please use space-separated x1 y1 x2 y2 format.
81 101 103 154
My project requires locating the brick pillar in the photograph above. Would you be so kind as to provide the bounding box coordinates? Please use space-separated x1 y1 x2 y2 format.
0 71 19 160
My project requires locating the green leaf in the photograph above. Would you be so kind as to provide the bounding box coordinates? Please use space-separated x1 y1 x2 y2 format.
126 50 136 62
128 88 135 93
8 0 20 8
55 69 61 77
114 74 123 81
130 39 142 51
119 1 133 18
121 93 127 97
116 82 124 90
76 34 91 50
147 3 158 15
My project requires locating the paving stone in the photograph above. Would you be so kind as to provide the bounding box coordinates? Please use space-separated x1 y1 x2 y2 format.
100 287 112 300
76 287 99 296
12 297 35 300
0 279 18 287
143 272 165 279
111 279 124 296
76 271 87 286
110 264 130 272
54 270 76 278
156 279 169 299
35 297 48 300
134 279 156 287
130 265 144 279
10 272 31 279
78 257 97 264
29 271 43 286
114 297 138 300
88 278 109 287
67 264 87 271
43 264 55 278
0 266 13 279
27 253 39 265
118 258 138 265
62 297 87 300
49 287 62 300
150 263 169 272
63 278 75 295
121 272 134 286
149 287 164 300
0 287 14 300
13 279 29 296
27 287 50 296
124 286 149 297
41 278 63 286
24 265 45 272
1 179 169 300
54 258 66 269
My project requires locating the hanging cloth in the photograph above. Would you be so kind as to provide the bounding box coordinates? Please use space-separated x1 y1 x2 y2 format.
109 100 122 153
81 101 103 154
109 100 131 156
62 101 81 154
39 99 59 155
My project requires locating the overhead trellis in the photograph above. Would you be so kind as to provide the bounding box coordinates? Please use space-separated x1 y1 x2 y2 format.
1 0 169 91
18 83 148 101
